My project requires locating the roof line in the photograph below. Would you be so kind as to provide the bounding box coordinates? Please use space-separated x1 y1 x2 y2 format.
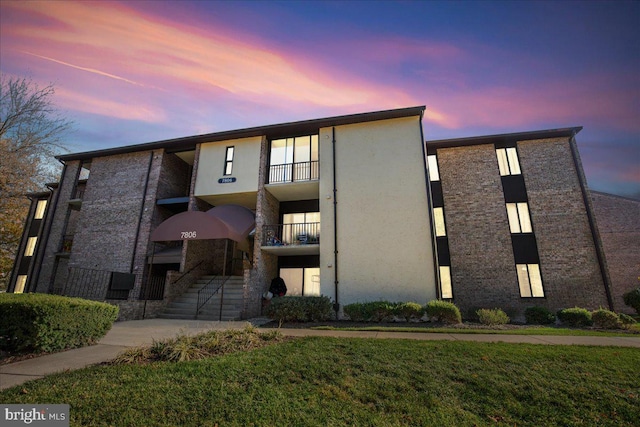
57 106 425 161
426 126 583 148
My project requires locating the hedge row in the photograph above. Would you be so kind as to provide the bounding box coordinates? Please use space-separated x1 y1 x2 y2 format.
341 300 462 324
554 306 636 329
264 296 334 324
0 293 119 353
265 296 638 330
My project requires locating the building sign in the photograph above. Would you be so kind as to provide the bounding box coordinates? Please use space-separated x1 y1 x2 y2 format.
218 177 236 184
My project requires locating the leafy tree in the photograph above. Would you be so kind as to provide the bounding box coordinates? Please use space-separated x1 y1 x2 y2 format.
0 75 71 290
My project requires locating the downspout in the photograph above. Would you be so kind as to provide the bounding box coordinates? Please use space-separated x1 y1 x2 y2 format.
568 134 614 310
130 151 154 274
332 127 340 314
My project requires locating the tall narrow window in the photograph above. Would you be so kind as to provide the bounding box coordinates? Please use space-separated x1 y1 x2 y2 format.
24 237 37 257
496 147 521 176
517 264 544 297
224 146 234 176
34 199 47 219
439 266 453 299
427 155 440 181
15 275 27 293
434 207 447 237
506 203 532 233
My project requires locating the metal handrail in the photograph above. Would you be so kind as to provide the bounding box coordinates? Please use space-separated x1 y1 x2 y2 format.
262 222 320 246
196 275 231 320
268 160 319 183
171 260 205 287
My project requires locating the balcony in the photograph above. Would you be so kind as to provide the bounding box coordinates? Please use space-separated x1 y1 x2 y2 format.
56 235 73 258
261 222 319 256
268 160 319 184
265 161 319 202
69 185 86 209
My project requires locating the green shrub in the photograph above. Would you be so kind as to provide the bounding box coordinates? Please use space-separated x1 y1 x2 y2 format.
302 296 334 322
0 293 118 353
425 300 462 324
557 307 593 327
618 313 637 329
393 302 426 321
476 308 510 326
622 288 640 315
265 296 333 324
525 306 556 325
591 308 622 329
343 301 394 322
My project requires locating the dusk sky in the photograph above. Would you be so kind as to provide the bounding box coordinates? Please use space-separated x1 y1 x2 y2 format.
1 0 638 197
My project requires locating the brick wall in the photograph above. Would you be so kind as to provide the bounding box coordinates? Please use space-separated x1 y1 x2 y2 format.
245 136 278 319
519 138 608 312
36 160 82 293
437 138 609 320
69 152 154 274
590 191 640 313
437 144 518 318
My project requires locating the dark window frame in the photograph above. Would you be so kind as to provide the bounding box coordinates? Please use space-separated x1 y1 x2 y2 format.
224 146 235 176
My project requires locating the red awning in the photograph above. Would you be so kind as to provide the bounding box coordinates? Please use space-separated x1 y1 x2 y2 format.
150 205 255 251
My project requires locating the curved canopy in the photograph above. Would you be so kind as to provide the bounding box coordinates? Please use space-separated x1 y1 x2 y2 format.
150 204 255 252
206 204 255 241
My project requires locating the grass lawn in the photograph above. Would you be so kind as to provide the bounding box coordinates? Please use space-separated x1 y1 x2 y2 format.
1 337 638 426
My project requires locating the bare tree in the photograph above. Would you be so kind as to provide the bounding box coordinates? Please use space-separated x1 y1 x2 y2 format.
0 75 72 289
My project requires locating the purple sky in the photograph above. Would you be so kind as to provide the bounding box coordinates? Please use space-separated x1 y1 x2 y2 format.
1 0 638 197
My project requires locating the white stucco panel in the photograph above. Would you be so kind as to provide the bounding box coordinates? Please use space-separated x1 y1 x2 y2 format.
319 117 437 307
194 136 262 197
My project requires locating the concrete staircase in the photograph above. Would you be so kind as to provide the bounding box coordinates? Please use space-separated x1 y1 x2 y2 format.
157 275 245 321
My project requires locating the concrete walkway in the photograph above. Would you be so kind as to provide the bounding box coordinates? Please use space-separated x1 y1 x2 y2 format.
1 318 639 391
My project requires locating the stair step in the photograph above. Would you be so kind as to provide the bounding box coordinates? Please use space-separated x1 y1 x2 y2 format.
157 274 244 321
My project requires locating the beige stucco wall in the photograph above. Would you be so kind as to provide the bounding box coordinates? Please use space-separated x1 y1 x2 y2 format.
318 116 437 308
194 136 262 198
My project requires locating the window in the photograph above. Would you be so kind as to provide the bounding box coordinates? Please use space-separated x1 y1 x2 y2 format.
427 155 440 181
439 266 453 298
14 275 27 293
24 237 37 257
279 268 320 296
506 203 532 233
269 135 319 182
434 207 447 237
224 146 234 176
282 212 320 244
34 199 47 219
496 147 521 176
517 264 544 297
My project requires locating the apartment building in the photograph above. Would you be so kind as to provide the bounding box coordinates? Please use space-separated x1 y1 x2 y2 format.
8 106 636 320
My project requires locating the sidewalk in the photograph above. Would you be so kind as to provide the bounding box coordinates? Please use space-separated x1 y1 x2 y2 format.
2 318 639 391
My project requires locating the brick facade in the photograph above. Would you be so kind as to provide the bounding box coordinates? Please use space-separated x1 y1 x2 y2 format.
518 138 608 311
436 136 611 320
590 191 640 313
11 107 632 323
244 136 278 318
438 144 519 318
35 160 82 293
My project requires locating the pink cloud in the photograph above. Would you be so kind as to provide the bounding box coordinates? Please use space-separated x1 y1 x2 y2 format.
1 1 423 116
